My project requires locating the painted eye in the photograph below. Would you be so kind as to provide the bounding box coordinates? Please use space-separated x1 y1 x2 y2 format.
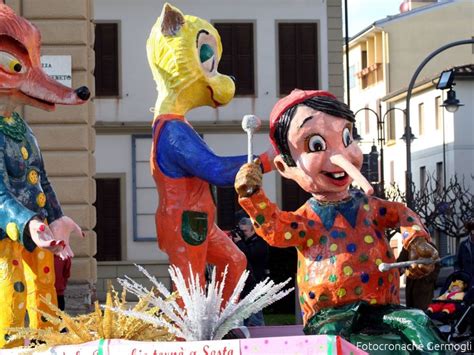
306 134 327 152
199 44 214 63
0 51 25 74
342 127 353 147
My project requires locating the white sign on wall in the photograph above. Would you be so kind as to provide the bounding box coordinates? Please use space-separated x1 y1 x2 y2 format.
40 55 72 88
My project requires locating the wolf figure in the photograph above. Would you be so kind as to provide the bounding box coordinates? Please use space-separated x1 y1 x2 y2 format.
0 2 88 348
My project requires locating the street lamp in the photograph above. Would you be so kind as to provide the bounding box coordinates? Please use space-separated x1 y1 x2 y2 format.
381 107 412 143
352 125 363 142
441 88 464 113
404 39 474 209
354 107 385 196
437 69 464 113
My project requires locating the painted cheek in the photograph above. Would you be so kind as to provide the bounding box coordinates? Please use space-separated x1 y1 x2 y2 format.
347 145 363 169
298 151 325 172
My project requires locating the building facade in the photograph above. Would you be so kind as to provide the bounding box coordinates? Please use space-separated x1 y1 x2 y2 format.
345 0 474 256
93 0 344 300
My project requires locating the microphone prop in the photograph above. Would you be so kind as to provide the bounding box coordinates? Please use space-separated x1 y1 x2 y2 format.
241 114 262 164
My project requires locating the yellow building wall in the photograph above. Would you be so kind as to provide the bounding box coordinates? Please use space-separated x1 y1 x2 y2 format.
382 1 474 92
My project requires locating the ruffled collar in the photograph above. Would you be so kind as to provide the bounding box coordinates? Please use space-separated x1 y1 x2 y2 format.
0 112 26 142
309 190 365 231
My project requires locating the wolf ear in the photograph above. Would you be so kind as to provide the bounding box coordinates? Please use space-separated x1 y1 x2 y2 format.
160 3 185 37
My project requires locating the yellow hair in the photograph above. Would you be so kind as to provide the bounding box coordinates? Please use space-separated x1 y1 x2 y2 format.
449 279 465 290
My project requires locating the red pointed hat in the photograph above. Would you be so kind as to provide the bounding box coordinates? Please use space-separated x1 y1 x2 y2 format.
269 89 337 152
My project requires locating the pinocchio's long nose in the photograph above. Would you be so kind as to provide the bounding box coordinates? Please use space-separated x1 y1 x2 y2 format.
75 86 90 101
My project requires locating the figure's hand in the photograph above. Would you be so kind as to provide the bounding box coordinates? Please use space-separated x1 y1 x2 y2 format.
406 237 439 279
28 218 65 255
235 159 263 198
49 216 84 259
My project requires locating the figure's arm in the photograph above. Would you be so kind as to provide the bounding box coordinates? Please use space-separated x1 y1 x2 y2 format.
239 190 313 248
451 292 465 301
0 146 37 247
33 134 82 258
375 198 431 248
157 120 272 186
376 198 438 278
38 150 64 223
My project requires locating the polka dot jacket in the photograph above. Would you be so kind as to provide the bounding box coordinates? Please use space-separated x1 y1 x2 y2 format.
0 113 63 252
239 189 430 325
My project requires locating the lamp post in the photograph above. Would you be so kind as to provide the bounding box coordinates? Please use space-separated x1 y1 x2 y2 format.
355 107 385 196
354 106 408 198
404 39 474 209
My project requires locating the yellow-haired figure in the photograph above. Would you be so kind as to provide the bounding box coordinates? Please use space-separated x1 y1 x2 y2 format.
148 3 273 305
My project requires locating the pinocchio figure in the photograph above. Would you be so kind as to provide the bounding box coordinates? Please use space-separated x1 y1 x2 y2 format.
235 90 445 350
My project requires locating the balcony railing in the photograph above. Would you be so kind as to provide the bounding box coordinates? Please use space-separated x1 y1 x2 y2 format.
356 63 383 89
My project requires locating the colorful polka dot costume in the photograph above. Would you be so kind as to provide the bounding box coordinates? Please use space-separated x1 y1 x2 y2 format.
0 112 63 347
240 189 430 325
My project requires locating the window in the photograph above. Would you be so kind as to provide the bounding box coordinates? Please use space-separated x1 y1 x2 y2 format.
436 161 444 193
361 50 368 69
94 22 119 96
215 187 240 231
132 135 158 241
349 65 356 89
390 161 394 183
214 23 254 95
420 166 427 191
386 111 396 142
435 96 442 130
418 102 424 136
278 23 319 95
364 106 370 135
94 178 122 261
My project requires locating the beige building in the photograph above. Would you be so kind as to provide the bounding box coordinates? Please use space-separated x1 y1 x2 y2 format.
4 0 346 310
5 0 96 313
3 0 346 309
92 0 345 301
345 0 474 256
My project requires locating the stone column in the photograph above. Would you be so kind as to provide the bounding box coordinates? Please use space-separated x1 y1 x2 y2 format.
6 0 97 315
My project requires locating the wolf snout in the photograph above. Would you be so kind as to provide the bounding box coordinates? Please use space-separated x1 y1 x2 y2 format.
75 86 90 101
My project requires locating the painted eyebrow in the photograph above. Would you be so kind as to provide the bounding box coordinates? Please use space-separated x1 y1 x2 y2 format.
299 116 314 129
196 29 210 47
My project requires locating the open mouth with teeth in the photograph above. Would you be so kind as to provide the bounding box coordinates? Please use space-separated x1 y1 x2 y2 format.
322 171 350 186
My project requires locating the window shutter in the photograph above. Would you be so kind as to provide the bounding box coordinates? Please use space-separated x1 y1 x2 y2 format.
94 178 122 261
279 23 318 95
215 24 233 78
215 23 254 95
298 24 318 90
94 23 119 96
279 23 297 95
216 186 240 231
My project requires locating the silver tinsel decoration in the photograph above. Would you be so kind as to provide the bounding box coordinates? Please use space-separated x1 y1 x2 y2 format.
111 264 293 341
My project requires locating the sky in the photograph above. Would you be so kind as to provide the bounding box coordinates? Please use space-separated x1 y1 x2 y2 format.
346 0 403 36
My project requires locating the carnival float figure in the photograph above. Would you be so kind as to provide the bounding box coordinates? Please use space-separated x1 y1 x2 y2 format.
235 90 446 350
147 3 273 305
0 3 88 348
